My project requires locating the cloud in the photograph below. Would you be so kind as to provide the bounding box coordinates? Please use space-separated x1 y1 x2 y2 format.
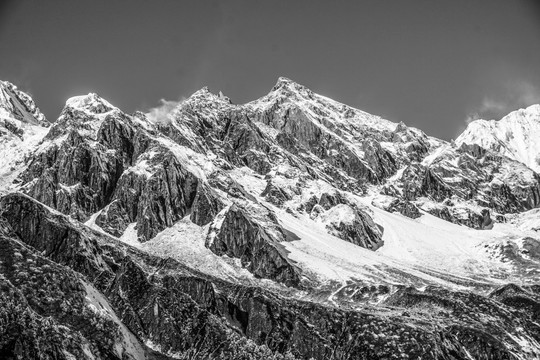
464 112 480 125
145 97 186 126
466 80 540 123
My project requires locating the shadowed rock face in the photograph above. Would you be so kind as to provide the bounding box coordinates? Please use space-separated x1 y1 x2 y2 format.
20 112 136 221
99 151 200 242
383 199 422 219
207 204 302 287
2 193 539 360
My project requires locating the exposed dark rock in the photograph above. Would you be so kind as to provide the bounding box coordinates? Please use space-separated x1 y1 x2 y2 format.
318 191 346 210
319 204 384 250
384 199 422 219
361 138 397 180
480 209 494 230
94 148 201 241
299 195 318 213
421 169 454 202
207 204 301 287
134 152 199 241
190 183 225 226
221 112 273 174
20 113 134 221
208 170 258 201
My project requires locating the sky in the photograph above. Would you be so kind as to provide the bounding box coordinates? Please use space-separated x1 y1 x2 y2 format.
1 0 539 140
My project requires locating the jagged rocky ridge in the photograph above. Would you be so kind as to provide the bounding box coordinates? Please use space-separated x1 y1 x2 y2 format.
1 78 540 358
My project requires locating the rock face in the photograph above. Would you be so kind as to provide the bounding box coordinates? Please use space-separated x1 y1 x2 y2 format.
19 96 136 221
417 202 486 229
207 204 302 287
383 141 540 226
317 203 384 250
384 199 422 219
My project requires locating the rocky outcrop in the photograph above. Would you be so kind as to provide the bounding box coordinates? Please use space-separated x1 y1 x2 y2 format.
418 202 485 229
261 180 293 206
299 191 385 250
385 143 540 218
95 150 202 241
392 121 430 162
480 209 494 229
319 204 384 250
190 183 225 226
221 112 273 174
421 168 454 202
424 146 540 213
482 236 540 266
207 204 301 286
384 199 422 219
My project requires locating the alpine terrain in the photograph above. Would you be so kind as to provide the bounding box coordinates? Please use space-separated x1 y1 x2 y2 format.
1 77 540 359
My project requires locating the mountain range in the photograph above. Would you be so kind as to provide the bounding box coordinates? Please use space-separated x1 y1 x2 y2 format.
0 77 539 359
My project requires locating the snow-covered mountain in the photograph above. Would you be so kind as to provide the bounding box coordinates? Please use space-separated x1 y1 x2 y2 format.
456 104 540 172
1 78 540 359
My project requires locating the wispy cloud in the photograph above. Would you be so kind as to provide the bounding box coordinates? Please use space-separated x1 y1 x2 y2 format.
145 97 186 125
466 80 540 123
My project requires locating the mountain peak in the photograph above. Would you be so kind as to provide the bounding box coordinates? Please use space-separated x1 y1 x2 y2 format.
272 76 304 91
187 86 216 100
65 93 116 114
456 103 540 172
184 86 233 108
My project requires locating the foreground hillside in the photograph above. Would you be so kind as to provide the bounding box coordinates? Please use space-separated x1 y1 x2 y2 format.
1 78 539 359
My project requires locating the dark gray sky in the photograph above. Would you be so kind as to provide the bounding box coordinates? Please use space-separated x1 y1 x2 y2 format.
1 0 539 139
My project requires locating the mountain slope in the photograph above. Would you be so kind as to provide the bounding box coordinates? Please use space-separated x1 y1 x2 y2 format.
1 78 540 359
